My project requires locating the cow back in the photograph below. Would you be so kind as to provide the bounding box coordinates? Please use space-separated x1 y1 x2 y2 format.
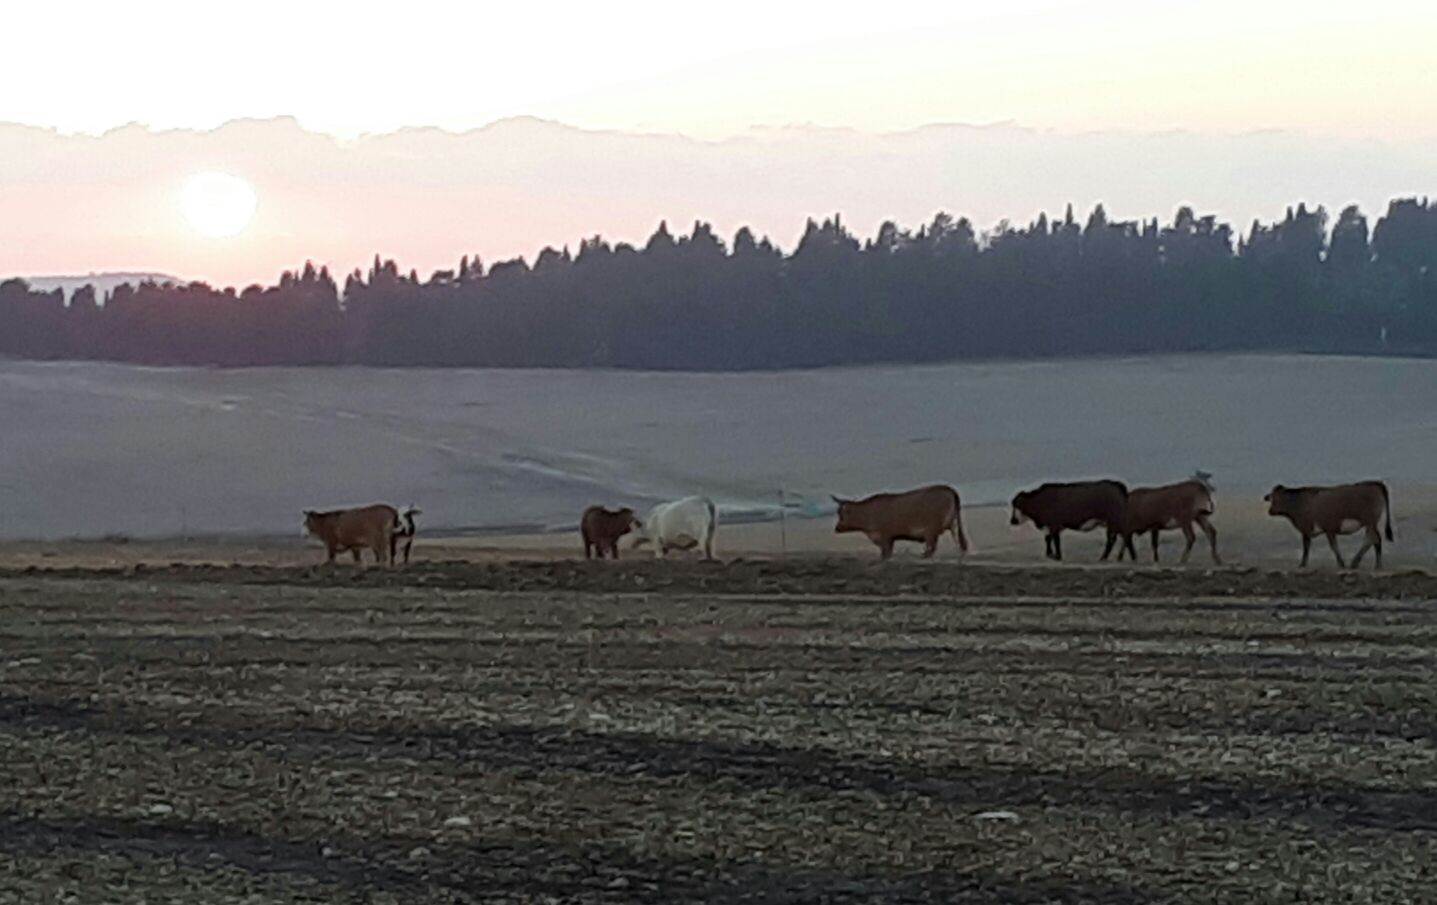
1022 480 1127 530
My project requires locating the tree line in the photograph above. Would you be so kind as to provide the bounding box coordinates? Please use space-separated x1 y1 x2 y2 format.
3 198 1435 370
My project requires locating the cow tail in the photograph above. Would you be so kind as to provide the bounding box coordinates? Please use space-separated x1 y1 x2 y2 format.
1382 482 1394 542
950 487 970 553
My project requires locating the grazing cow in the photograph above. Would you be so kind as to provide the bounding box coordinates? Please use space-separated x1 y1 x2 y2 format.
832 484 970 560
303 504 406 566
1118 473 1221 564
389 506 421 565
1265 481 1394 569
632 496 719 560
581 505 642 560
1010 480 1130 561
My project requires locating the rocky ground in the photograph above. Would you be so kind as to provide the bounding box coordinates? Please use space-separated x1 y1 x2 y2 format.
2 561 1435 903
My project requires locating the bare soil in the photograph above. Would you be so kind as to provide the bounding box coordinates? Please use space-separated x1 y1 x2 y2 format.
2 561 1435 903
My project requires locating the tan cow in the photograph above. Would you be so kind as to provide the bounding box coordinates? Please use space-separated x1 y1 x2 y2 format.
833 484 969 560
1264 481 1394 569
303 504 405 566
581 505 642 560
1118 473 1220 564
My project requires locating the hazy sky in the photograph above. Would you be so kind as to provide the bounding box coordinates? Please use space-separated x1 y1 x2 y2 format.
3 0 1433 284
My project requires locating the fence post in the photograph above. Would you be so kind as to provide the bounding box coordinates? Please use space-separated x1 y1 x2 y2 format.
778 489 787 559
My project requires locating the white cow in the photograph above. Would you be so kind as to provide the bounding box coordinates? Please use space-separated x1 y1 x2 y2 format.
632 496 718 560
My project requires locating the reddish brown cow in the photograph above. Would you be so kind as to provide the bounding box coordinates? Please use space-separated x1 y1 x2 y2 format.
1118 476 1220 564
1010 480 1130 561
303 504 403 566
1265 481 1393 569
581 505 642 560
833 484 969 560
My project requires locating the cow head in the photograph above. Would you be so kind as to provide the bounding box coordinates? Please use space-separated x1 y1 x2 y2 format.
831 496 857 533
629 518 652 548
618 507 642 532
1264 485 1292 516
1009 492 1032 526
302 510 320 538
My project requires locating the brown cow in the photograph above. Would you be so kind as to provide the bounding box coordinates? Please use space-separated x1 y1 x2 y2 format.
1010 480 1130 561
833 484 969 560
581 505 642 560
1117 474 1220 564
303 504 404 566
1265 481 1394 569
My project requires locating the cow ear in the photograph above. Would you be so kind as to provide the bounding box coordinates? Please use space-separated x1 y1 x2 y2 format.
831 495 845 505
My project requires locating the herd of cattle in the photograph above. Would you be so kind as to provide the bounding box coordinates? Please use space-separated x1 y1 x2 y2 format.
301 475 1397 570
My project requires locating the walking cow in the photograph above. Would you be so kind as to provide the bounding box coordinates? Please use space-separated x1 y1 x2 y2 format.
1265 481 1394 569
1118 473 1220 564
1010 480 1130 561
832 484 970 560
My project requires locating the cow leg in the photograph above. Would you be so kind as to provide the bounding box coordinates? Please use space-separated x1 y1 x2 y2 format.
1325 532 1347 569
1052 531 1063 562
1299 534 1311 567
1353 527 1381 570
326 545 338 565
1196 514 1221 565
1043 533 1054 560
1178 524 1197 564
584 540 593 560
880 538 895 560
402 537 413 565
1124 532 1138 562
351 548 362 564
922 533 938 559
1100 530 1118 562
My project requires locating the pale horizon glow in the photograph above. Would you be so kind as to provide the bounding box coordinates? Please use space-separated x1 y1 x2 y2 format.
2 0 1433 285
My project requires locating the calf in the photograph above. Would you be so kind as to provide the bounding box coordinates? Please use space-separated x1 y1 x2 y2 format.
389 506 421 565
303 504 403 566
1118 474 1220 564
581 505 642 560
1010 480 1130 561
833 484 969 560
632 496 718 560
1265 481 1393 569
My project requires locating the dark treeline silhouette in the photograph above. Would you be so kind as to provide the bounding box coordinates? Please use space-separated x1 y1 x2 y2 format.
4 199 1436 370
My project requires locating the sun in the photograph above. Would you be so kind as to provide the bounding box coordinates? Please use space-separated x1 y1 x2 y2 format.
181 171 257 238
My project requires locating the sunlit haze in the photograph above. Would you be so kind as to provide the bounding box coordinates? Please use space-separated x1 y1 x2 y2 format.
3 0 1433 285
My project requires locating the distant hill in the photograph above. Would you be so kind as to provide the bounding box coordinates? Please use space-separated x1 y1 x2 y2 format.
21 273 179 301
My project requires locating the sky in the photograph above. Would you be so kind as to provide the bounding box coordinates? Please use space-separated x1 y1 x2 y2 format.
2 0 1434 286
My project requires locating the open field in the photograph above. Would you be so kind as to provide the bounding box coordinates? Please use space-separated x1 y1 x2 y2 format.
8 354 1437 544
2 561 1436 903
